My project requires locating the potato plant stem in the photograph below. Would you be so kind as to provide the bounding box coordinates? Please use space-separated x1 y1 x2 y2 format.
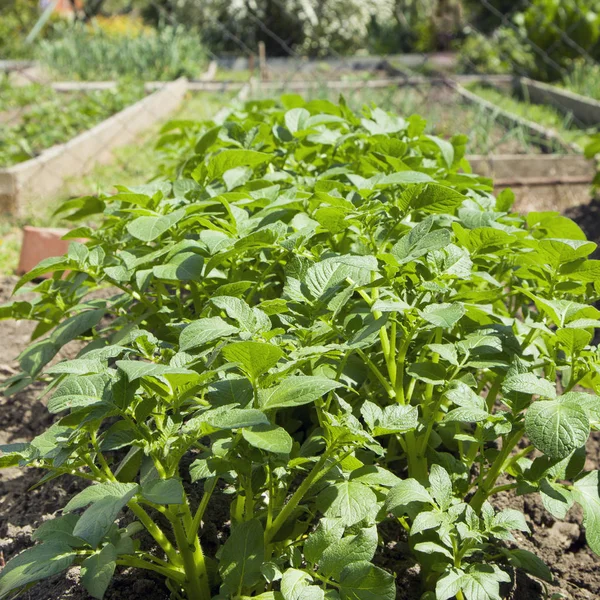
423 328 442 406
116 558 185 584
265 446 353 544
395 325 416 404
354 280 397 386
356 348 396 399
405 430 427 482
485 376 503 412
189 477 217 545
265 453 330 545
127 502 182 567
418 394 445 455
469 429 523 512
170 507 211 600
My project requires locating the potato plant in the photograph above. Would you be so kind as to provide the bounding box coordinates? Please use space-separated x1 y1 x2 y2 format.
1 95 600 600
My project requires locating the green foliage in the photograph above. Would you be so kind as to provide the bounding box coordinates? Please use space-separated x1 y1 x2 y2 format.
457 26 534 76
366 0 437 54
37 22 206 81
0 74 55 112
520 0 600 81
0 0 60 59
563 59 600 99
144 0 387 57
463 0 523 34
2 94 600 600
0 83 143 167
459 0 600 81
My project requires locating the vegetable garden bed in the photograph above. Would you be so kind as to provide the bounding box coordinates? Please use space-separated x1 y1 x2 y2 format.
0 78 188 215
1 94 600 600
519 77 600 128
0 81 145 168
462 81 590 151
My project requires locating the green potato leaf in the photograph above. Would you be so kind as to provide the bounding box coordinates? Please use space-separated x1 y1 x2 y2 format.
81 543 118 599
242 424 293 454
525 399 590 460
220 519 265 595
0 542 76 597
222 341 284 379
260 376 342 410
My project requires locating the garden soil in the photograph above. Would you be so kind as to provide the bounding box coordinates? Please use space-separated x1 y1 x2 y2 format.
1 275 599 600
566 197 600 258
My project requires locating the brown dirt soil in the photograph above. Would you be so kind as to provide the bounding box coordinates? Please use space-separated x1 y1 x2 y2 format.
0 275 599 599
565 197 600 257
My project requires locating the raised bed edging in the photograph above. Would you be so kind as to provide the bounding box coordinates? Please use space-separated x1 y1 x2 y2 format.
451 81 577 154
215 52 457 73
518 77 600 127
0 77 188 216
467 154 596 212
52 61 218 93
455 79 597 210
0 60 35 72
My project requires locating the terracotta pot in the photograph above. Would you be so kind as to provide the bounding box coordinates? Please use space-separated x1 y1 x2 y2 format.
17 226 80 276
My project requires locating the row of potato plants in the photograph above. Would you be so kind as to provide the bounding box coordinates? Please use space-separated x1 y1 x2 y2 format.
1 95 600 600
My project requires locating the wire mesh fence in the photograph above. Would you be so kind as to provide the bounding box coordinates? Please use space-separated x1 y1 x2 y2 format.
1 0 600 222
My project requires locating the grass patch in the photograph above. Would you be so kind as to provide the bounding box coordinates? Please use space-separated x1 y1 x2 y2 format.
213 69 253 82
562 61 600 100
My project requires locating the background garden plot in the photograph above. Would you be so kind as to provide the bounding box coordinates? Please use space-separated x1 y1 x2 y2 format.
0 84 242 274
2 3 600 274
0 76 146 169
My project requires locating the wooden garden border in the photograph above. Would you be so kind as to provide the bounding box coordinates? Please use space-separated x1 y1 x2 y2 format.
450 81 577 153
51 61 219 93
517 77 600 127
448 78 596 210
0 77 188 215
467 154 595 212
0 60 35 72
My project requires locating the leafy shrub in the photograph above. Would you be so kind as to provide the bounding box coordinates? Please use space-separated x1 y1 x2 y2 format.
145 0 394 57
37 23 206 81
457 26 534 75
459 0 600 80
1 95 600 600
520 0 600 80
462 0 524 34
0 0 61 59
